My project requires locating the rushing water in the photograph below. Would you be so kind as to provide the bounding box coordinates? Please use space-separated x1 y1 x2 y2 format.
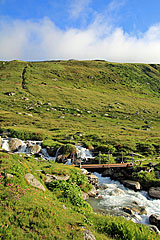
1 138 56 160
1 138 93 162
2 138 160 225
87 172 160 224
76 145 93 160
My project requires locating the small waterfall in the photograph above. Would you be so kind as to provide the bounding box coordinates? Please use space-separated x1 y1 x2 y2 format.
76 145 93 160
1 139 10 151
1 138 42 154
55 146 61 161
41 148 56 161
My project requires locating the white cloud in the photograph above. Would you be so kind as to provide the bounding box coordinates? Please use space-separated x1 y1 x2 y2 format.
107 0 126 13
69 0 92 19
1 17 160 63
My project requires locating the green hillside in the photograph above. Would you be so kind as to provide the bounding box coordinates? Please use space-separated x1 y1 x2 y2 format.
1 60 160 239
0 60 160 154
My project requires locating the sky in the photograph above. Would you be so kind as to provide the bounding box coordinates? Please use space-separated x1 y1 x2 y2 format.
1 0 160 62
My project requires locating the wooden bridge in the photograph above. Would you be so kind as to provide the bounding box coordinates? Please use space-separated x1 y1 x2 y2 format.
74 163 133 170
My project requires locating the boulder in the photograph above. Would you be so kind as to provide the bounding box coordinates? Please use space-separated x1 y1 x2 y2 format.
112 171 125 180
82 192 89 200
46 146 56 156
112 188 125 196
102 168 113 177
149 187 160 199
8 138 23 152
149 225 160 235
6 173 14 179
82 227 96 240
131 205 147 215
6 92 15 96
149 214 160 230
31 144 41 154
122 180 141 191
25 173 45 191
0 136 2 148
87 174 98 185
88 186 98 197
122 207 134 215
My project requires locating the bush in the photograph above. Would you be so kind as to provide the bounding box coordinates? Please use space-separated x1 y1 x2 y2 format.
82 141 94 150
153 143 160 154
42 140 62 148
136 142 155 156
46 180 91 210
69 168 92 192
94 214 158 240
94 144 116 154
132 170 160 189
59 144 77 158
93 153 116 164
8 129 44 141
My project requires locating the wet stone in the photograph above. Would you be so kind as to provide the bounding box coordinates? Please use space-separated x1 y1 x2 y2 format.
25 173 45 191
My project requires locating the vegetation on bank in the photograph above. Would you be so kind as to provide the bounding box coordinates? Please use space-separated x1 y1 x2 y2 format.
0 152 159 239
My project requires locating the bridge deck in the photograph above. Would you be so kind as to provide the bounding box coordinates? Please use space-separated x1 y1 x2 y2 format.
74 163 132 169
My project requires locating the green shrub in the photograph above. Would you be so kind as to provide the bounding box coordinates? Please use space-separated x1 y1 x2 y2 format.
136 142 155 156
94 215 159 240
94 144 116 154
132 170 160 189
46 180 92 210
8 129 44 141
42 140 63 148
153 143 160 154
93 153 116 164
69 168 92 192
59 144 77 158
82 141 94 150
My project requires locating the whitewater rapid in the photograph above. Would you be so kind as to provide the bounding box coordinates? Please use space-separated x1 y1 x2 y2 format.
88 172 160 224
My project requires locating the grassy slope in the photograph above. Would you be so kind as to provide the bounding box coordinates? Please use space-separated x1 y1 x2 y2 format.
0 60 160 148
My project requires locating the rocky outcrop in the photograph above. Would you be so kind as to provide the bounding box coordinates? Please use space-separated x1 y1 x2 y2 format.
122 180 141 191
8 138 23 152
122 203 147 218
149 214 160 230
148 187 160 199
30 144 41 154
102 167 131 180
82 192 89 200
25 173 45 191
149 225 160 235
82 227 96 240
45 174 70 183
6 173 14 179
87 174 98 185
102 168 113 177
122 207 134 215
46 146 56 156
88 186 98 197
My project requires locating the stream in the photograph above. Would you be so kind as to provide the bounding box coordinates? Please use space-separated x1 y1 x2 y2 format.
1 138 160 225
87 173 160 224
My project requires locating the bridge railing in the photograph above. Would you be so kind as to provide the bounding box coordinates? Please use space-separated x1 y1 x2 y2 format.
75 151 144 165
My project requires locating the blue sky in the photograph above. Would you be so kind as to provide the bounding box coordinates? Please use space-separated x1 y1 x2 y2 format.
1 0 160 62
